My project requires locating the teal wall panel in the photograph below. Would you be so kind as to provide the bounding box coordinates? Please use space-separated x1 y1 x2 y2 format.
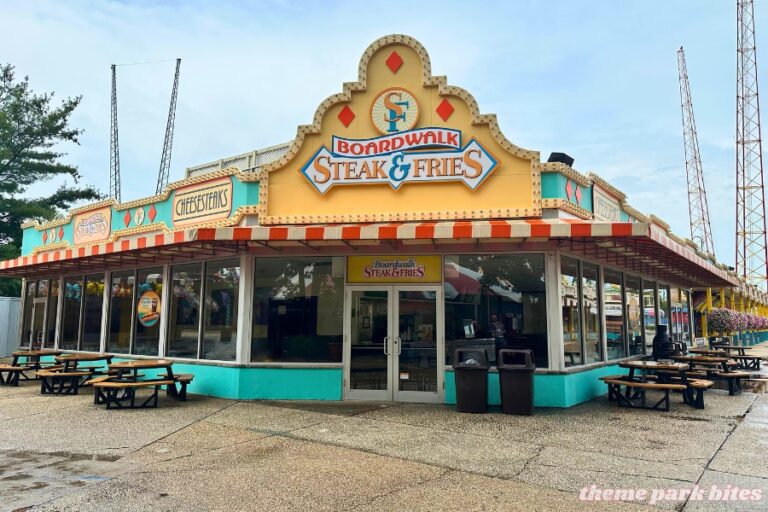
109 359 342 400
541 173 593 213
237 367 342 400
541 173 565 200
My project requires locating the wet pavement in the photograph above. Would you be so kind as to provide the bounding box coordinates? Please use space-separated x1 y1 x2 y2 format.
0 373 766 510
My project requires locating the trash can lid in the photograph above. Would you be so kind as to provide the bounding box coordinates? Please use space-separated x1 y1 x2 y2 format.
454 348 488 367
497 349 535 369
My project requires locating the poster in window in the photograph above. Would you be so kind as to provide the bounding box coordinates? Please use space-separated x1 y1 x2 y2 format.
137 290 161 327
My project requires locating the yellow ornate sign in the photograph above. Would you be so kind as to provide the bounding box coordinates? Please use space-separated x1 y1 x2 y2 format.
172 177 233 227
73 206 112 246
347 255 442 283
259 34 541 225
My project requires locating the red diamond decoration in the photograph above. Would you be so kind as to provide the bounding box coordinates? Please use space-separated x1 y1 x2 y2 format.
42 231 48 244
148 204 157 222
338 105 355 127
575 185 582 204
436 99 455 121
565 180 573 201
385 51 403 73
58 227 64 240
123 210 131 227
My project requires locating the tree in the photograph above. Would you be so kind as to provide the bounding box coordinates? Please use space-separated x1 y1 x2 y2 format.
0 63 102 296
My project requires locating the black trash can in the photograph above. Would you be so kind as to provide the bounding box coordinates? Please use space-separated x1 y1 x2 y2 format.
497 349 535 415
454 348 489 414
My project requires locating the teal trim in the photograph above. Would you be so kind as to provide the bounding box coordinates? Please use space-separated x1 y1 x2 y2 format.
445 365 628 408
579 184 593 212
541 173 565 200
110 358 342 400
541 172 593 213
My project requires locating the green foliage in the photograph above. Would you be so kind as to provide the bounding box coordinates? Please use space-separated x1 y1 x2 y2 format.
0 63 102 296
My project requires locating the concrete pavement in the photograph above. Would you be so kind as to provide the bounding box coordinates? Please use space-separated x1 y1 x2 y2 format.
0 379 766 511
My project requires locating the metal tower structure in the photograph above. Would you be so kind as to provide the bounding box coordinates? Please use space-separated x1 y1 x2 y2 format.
677 47 715 256
736 0 768 288
156 58 181 194
109 64 121 203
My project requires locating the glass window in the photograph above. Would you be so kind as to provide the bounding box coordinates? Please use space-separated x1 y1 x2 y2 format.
604 268 625 359
582 262 602 363
107 270 134 354
681 290 692 346
168 263 202 358
560 257 582 367
626 275 644 355
643 280 657 351
61 276 82 350
251 257 344 363
669 288 691 345
658 285 670 330
80 273 104 351
445 254 548 368
202 259 240 361
37 279 49 298
46 278 59 348
134 267 163 356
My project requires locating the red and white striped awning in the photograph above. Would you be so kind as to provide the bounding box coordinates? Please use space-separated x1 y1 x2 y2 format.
0 219 737 287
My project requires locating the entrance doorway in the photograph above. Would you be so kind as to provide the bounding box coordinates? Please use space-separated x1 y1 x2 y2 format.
28 297 48 349
344 286 444 403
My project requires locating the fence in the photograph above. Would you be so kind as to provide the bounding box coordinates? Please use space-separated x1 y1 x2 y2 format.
0 297 20 357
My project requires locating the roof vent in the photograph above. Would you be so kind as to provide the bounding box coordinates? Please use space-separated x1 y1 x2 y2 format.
547 152 574 167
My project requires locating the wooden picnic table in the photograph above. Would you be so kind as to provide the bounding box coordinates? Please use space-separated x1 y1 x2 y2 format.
712 345 751 356
55 353 114 372
618 360 689 382
108 360 183 400
671 354 731 372
688 347 763 370
671 354 755 396
11 349 62 371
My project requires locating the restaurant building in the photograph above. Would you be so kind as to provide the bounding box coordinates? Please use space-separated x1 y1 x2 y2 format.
2 34 765 407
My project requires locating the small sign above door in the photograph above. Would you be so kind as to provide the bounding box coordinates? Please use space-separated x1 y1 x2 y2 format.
347 255 442 283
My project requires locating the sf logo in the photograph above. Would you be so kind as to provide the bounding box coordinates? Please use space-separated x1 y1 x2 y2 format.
371 87 419 135
384 92 410 133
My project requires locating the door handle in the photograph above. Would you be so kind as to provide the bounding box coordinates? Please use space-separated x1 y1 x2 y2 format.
383 336 391 355
394 337 402 356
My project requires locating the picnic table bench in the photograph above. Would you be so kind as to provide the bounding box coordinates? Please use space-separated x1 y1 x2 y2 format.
37 369 92 395
601 377 687 411
0 365 27 386
93 380 176 409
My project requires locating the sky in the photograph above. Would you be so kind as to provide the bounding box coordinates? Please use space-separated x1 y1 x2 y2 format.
1 0 764 267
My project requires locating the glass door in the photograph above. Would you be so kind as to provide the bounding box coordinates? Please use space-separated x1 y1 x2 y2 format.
394 286 442 403
344 286 443 403
347 288 392 401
